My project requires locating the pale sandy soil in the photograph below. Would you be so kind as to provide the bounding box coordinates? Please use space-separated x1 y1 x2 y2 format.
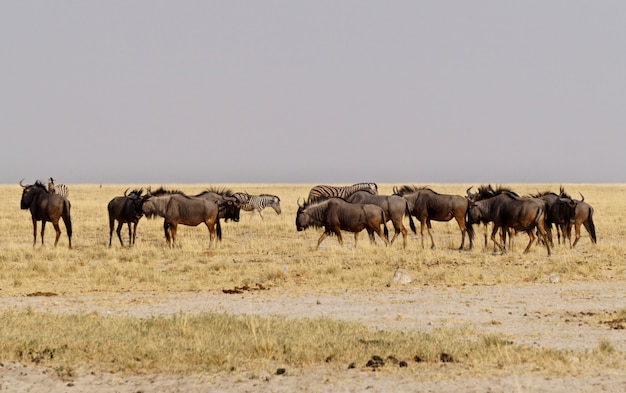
1 280 626 392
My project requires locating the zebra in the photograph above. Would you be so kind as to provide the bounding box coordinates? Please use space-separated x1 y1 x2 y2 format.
47 177 70 199
232 192 281 219
306 182 378 203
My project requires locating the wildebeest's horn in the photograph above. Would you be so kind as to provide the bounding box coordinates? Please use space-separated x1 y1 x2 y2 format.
579 193 585 202
466 186 473 196
19 179 26 188
124 188 130 197
297 197 304 208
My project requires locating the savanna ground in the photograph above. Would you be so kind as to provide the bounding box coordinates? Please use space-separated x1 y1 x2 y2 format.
1 183 625 392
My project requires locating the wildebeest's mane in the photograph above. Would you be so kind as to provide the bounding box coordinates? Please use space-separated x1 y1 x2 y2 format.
32 180 49 192
393 185 434 196
558 186 572 199
151 187 184 196
491 185 518 197
198 186 234 197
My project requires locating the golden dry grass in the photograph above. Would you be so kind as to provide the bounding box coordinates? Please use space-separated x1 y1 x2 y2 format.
2 183 624 296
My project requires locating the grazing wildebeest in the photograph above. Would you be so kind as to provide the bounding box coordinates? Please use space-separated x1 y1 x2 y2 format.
20 180 72 248
296 197 389 249
564 194 597 248
529 187 578 246
307 183 378 204
346 191 416 249
232 192 281 219
193 187 243 222
467 188 551 255
107 188 150 247
142 188 222 248
394 185 474 250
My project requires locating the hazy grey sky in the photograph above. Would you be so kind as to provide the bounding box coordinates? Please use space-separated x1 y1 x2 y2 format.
2 1 625 185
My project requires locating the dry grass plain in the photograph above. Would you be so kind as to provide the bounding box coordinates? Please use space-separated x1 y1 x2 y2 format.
1 183 625 392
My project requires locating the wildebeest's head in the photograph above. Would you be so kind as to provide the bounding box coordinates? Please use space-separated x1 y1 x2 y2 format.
219 196 242 222
295 198 309 231
125 188 150 219
296 198 326 231
20 180 47 209
467 201 483 225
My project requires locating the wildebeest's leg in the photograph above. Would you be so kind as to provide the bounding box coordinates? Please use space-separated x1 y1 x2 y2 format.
454 215 466 250
418 219 427 249
204 221 215 248
163 220 172 246
537 221 551 256
490 225 504 252
41 221 47 246
572 222 582 248
426 220 436 249
109 217 115 247
169 223 177 247
115 222 124 246
126 223 133 246
32 219 38 247
367 230 375 245
316 232 329 249
522 230 535 254
132 222 138 246
52 220 62 247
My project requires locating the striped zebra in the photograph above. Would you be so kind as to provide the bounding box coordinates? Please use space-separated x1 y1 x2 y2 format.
306 182 378 203
47 177 70 199
232 192 281 219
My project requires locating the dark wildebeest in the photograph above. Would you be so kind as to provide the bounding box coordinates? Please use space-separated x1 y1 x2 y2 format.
296 197 389 249
467 188 551 255
529 187 578 246
307 183 378 204
193 187 243 222
346 191 416 249
20 180 72 248
467 185 519 251
394 185 474 250
564 194 597 248
141 188 222 248
107 188 150 247
231 192 281 219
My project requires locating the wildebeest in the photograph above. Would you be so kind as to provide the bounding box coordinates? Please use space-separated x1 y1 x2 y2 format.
193 187 243 222
296 197 389 249
307 183 378 204
346 191 416 249
467 185 516 250
20 180 72 248
141 188 222 248
393 186 474 250
108 188 150 247
232 192 281 219
467 188 551 255
564 194 597 248
529 187 578 246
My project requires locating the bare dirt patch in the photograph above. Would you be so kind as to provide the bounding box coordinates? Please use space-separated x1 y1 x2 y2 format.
1 280 625 392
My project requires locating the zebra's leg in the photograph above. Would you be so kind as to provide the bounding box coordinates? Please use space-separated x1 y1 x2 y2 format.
258 208 264 220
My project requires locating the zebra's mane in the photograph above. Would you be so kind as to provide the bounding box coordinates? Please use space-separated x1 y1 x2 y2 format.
259 193 279 200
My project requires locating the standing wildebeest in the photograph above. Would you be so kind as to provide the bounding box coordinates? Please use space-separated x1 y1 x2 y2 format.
346 191 416 248
564 194 597 248
307 183 378 204
296 197 389 249
20 180 72 248
108 188 150 247
467 185 519 251
529 187 578 246
232 192 281 219
467 189 551 255
141 188 222 248
394 186 474 250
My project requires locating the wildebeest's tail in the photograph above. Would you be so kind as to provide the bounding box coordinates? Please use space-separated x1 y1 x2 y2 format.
586 209 597 244
465 218 475 244
216 218 222 241
405 202 417 234
381 211 389 240
62 199 73 248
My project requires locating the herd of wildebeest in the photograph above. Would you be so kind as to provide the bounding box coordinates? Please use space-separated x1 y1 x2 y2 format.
18 180 597 255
